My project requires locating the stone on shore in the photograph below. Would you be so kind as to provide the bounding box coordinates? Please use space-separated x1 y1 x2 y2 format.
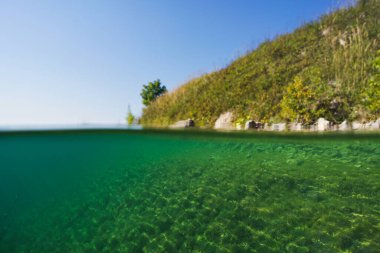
271 123 286 131
352 121 364 130
169 119 195 129
351 120 380 130
214 112 234 130
316 118 331 131
289 122 302 131
363 119 380 130
374 118 380 129
245 120 262 130
255 122 263 129
338 120 350 131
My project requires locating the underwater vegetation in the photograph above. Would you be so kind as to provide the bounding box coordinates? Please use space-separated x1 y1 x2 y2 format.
0 131 379 252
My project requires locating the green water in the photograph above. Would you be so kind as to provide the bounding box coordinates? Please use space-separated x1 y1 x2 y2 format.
0 130 379 253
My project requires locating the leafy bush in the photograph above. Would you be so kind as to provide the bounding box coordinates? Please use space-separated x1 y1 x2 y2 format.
127 113 135 125
125 104 136 125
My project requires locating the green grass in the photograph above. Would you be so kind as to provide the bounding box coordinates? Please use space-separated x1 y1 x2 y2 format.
141 0 380 127
0 130 379 252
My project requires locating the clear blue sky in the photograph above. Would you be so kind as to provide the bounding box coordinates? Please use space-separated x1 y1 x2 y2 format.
0 0 341 125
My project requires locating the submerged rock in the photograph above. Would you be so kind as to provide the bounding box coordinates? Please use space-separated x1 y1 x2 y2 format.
214 112 234 130
170 119 195 129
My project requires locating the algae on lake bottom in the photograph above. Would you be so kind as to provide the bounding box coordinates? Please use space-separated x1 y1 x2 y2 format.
0 130 379 252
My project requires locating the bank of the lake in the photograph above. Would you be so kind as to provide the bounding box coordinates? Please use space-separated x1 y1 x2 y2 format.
141 0 380 128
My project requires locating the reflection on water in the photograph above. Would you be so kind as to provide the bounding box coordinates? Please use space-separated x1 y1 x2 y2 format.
0 130 379 252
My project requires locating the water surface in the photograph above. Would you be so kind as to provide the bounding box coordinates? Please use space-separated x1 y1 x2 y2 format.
0 130 379 252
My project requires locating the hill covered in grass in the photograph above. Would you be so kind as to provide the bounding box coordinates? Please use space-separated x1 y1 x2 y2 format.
141 0 380 127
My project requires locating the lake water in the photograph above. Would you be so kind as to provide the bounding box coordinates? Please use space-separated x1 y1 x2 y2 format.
0 130 379 252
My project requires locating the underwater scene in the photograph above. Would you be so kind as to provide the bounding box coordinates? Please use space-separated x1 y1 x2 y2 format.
0 130 379 253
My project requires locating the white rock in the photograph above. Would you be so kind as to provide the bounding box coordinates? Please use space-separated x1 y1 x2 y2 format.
271 123 286 131
338 120 350 131
316 118 331 131
374 118 380 129
339 38 346 47
309 124 316 131
289 122 302 131
352 119 380 130
364 120 380 130
363 121 373 130
214 112 234 130
352 121 364 130
322 27 331 36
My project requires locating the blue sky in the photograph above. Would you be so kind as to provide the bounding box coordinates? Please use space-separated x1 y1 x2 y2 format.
0 0 341 125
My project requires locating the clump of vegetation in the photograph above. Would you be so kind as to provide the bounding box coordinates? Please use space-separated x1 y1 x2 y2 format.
280 66 333 124
363 50 380 117
140 79 167 106
126 105 135 125
141 0 380 126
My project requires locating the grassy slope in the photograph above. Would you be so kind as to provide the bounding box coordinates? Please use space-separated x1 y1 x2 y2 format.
141 0 380 127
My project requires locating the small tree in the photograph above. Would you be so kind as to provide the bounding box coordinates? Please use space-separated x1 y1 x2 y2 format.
140 79 167 106
126 105 135 125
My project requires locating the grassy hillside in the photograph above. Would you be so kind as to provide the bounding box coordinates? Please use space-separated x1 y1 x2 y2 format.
141 0 380 127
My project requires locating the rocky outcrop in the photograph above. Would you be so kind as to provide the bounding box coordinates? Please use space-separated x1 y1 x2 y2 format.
214 112 234 130
169 119 195 129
